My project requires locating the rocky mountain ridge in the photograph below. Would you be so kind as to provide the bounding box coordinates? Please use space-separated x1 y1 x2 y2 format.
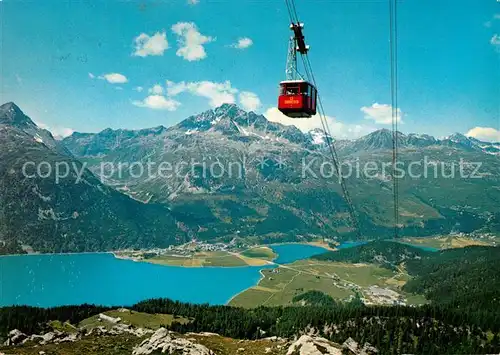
0 102 72 156
62 104 500 157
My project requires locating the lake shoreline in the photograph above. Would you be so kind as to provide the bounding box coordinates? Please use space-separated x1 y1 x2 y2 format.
226 267 270 305
111 242 330 269
266 241 335 251
0 251 113 258
0 242 332 268
227 243 334 304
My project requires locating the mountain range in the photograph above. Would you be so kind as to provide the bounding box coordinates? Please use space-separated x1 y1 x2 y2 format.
1 101 499 253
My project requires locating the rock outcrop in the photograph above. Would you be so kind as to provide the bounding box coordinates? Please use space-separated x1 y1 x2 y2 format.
3 329 82 346
133 328 215 355
98 313 122 324
342 337 378 355
285 335 379 355
286 335 343 355
86 324 153 338
3 322 154 348
3 329 28 346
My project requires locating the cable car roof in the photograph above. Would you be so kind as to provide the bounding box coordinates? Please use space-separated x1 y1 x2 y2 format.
279 80 312 84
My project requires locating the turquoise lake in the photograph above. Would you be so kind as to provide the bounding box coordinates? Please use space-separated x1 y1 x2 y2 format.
395 242 439 252
336 241 368 249
415 246 439 252
0 253 267 308
0 241 403 308
271 244 328 264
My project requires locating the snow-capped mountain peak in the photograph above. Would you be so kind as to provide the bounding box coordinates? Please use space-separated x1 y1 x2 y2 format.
308 128 331 145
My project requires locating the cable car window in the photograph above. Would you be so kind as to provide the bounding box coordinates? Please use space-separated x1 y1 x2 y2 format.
287 85 299 95
301 82 307 96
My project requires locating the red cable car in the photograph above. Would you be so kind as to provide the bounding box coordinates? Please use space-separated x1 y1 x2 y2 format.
278 80 317 118
277 21 317 118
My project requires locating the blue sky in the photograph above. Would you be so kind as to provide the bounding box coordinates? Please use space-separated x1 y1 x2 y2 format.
1 0 499 141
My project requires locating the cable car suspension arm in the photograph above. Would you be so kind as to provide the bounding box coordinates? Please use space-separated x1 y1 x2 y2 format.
284 0 309 80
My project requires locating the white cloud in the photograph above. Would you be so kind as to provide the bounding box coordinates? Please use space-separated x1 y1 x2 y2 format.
133 31 169 57
187 0 199 4
88 72 95 79
171 22 214 61
238 91 261 111
264 107 375 139
485 14 500 27
163 80 261 110
491 34 500 46
167 80 237 107
132 95 181 111
148 84 164 95
230 37 253 49
35 121 74 138
466 127 500 142
166 80 188 96
52 127 75 138
98 73 128 84
15 74 23 84
265 107 330 132
134 86 144 92
188 81 236 107
361 103 403 125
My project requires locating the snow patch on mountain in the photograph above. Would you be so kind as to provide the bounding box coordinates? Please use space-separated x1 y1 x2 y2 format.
309 129 326 145
185 129 198 135
34 134 44 144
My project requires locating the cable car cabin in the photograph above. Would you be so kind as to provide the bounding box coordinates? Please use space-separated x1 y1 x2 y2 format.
278 80 317 118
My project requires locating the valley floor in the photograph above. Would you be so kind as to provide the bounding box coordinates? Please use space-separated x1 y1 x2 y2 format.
115 245 278 267
229 259 427 308
398 235 496 249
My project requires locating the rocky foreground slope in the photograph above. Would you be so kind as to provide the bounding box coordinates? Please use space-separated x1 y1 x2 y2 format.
0 310 377 355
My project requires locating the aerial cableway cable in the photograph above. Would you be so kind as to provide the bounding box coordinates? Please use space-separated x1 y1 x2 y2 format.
285 0 297 24
301 51 361 237
389 0 400 238
283 0 361 238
